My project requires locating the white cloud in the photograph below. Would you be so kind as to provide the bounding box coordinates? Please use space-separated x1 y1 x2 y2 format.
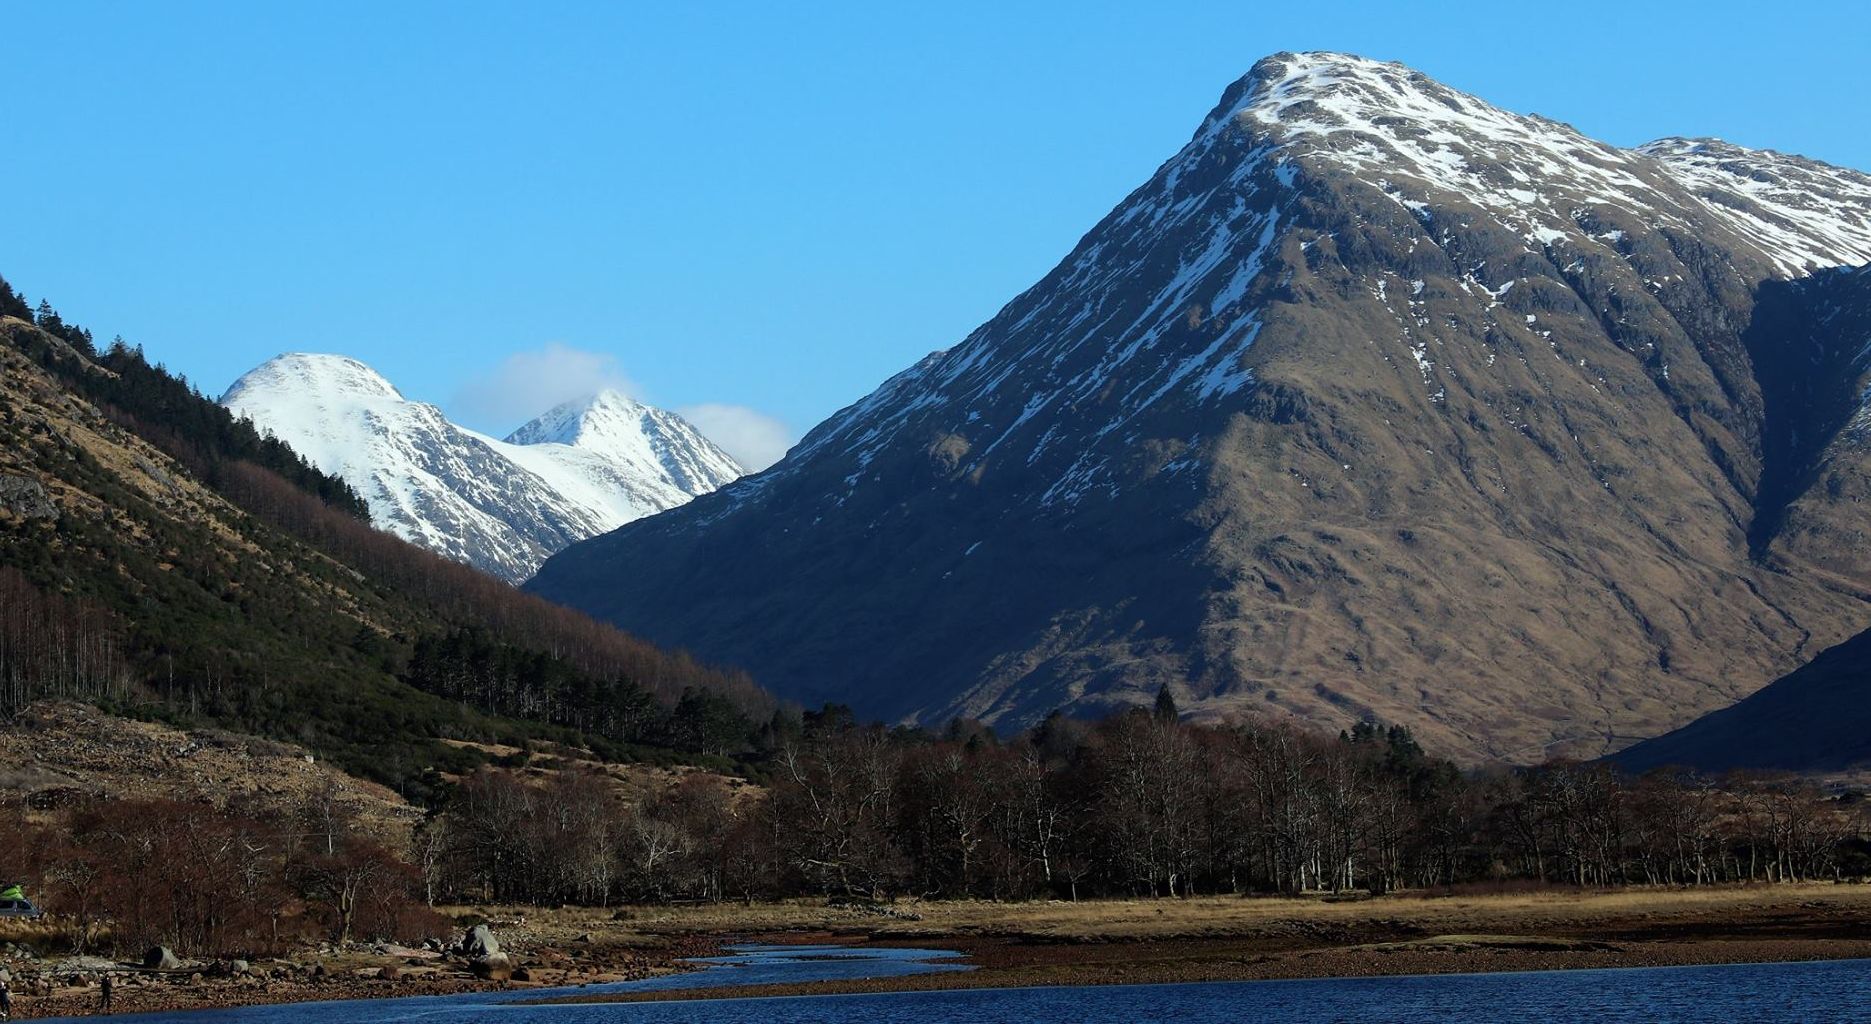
677 403 794 472
452 343 639 430
453 344 794 470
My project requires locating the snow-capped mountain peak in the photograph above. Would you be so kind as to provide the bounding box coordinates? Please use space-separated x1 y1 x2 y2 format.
226 352 405 402
505 389 744 498
1200 52 1871 277
530 52 1871 764
221 356 741 583
506 388 647 448
1637 137 1871 273
1219 52 1638 194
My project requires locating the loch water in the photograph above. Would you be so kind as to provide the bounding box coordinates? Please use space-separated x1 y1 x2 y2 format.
45 944 1868 1023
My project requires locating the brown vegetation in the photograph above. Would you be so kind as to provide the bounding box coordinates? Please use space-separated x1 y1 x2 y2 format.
425 704 1871 909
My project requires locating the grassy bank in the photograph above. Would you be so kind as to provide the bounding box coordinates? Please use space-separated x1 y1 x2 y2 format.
524 883 1871 1004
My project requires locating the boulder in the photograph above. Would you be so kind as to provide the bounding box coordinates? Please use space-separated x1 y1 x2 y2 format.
230 959 250 976
143 946 182 971
378 964 401 982
460 924 502 959
468 954 512 981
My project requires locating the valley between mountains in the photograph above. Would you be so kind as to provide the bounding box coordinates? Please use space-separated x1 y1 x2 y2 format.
10 40 1871 1019
35 51 1867 767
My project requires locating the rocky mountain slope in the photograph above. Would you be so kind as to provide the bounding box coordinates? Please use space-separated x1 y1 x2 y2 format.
0 701 419 841
1612 264 1871 773
221 354 742 582
529 52 1871 762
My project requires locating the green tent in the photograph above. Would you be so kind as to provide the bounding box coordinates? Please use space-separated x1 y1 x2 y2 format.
0 884 24 901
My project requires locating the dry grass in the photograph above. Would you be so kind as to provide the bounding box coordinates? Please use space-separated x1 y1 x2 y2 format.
0 702 419 843
511 882 1871 1006
448 882 1871 948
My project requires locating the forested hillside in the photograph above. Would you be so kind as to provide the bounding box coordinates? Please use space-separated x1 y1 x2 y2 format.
0 274 769 796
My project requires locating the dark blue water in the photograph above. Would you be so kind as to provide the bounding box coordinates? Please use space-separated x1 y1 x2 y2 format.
41 946 1871 1023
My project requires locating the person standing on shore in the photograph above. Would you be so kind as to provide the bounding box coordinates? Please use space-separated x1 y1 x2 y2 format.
98 972 112 1013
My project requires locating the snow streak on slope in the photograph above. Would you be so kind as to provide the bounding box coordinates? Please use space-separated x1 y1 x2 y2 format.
1640 139 1871 277
221 354 741 582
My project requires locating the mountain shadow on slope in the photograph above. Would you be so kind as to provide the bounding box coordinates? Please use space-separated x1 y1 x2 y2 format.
1745 265 1871 557
1611 627 1871 773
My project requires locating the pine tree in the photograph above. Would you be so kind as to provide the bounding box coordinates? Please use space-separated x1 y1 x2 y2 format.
1152 685 1179 723
0 275 30 320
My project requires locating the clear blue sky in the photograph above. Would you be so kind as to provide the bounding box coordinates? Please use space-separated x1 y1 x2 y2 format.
9 1 1867 466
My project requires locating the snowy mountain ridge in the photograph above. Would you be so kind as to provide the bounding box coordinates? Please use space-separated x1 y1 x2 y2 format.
221 353 742 582
713 51 1871 521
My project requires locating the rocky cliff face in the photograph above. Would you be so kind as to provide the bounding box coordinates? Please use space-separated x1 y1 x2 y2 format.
528 53 1871 761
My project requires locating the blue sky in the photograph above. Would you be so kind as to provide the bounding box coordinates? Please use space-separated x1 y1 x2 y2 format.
9 1 1868 467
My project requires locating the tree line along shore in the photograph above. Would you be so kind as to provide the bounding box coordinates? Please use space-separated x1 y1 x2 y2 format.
4 694 1868 972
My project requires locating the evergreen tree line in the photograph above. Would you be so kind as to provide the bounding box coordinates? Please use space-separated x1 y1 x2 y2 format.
426 700 1871 906
403 628 756 759
2 275 370 521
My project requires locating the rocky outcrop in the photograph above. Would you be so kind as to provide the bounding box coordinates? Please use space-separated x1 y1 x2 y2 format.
0 474 56 521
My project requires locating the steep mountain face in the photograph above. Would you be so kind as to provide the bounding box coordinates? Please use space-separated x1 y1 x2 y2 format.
1747 265 1871 574
221 354 742 582
1615 265 1871 772
529 52 1871 761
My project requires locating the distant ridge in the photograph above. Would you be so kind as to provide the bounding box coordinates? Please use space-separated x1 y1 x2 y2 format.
221 353 742 582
